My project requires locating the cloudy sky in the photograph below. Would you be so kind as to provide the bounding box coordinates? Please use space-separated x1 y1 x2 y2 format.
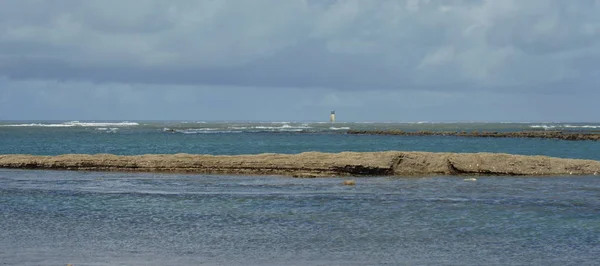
1 0 599 122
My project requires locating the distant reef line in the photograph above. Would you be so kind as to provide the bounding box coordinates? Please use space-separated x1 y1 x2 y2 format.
1 152 599 177
343 130 600 141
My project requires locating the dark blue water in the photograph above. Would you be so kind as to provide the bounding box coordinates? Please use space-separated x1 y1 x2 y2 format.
1 170 599 265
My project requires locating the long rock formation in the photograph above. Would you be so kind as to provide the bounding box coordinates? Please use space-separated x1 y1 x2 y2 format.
1 152 600 177
346 130 600 141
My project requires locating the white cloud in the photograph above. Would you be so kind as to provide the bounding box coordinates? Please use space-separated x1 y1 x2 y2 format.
0 0 599 92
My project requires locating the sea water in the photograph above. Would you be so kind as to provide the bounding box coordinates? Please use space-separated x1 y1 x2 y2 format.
1 121 600 159
1 121 600 265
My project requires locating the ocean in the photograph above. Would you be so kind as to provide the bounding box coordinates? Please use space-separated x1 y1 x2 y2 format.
1 121 600 265
2 120 600 159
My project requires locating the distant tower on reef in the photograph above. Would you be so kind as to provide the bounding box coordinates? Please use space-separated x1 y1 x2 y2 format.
330 110 336 123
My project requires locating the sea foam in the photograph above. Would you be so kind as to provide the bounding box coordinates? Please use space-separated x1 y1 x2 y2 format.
530 124 600 130
529 125 557 130
1 121 139 127
564 125 600 129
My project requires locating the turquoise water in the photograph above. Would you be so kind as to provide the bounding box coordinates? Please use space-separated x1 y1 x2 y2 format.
1 121 600 160
1 121 600 265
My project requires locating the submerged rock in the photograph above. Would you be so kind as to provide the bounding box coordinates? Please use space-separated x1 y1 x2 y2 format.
343 180 356 185
1 151 600 177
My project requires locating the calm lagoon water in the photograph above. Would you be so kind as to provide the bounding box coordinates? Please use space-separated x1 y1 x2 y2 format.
1 170 599 265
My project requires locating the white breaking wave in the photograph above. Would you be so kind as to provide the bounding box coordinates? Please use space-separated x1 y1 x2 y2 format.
95 127 119 133
253 124 311 129
180 130 242 134
529 125 557 130
164 128 242 134
1 121 139 127
1 123 74 127
230 124 312 131
530 124 600 130
163 123 313 134
564 125 600 129
65 121 139 127
330 127 350 130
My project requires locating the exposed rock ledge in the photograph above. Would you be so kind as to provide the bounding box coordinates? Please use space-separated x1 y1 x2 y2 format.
346 130 600 141
1 152 600 177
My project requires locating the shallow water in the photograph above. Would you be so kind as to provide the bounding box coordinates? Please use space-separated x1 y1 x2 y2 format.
1 169 599 265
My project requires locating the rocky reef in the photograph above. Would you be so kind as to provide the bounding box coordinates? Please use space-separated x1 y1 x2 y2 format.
346 130 600 141
1 151 599 177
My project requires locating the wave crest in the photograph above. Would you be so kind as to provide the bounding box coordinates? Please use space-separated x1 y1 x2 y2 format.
1 121 139 127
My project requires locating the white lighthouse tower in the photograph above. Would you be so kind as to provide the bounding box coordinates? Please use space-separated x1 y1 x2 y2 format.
330 110 336 123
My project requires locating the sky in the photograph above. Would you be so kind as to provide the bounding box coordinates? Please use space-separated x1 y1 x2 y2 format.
1 0 600 122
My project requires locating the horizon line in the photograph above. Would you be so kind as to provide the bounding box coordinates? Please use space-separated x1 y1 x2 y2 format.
1 119 599 124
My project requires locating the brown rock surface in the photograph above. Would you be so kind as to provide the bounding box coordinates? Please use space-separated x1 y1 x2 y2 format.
346 130 600 141
1 152 599 177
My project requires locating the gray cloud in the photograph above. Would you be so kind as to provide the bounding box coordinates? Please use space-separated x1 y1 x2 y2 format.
1 0 600 93
3 77 599 122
